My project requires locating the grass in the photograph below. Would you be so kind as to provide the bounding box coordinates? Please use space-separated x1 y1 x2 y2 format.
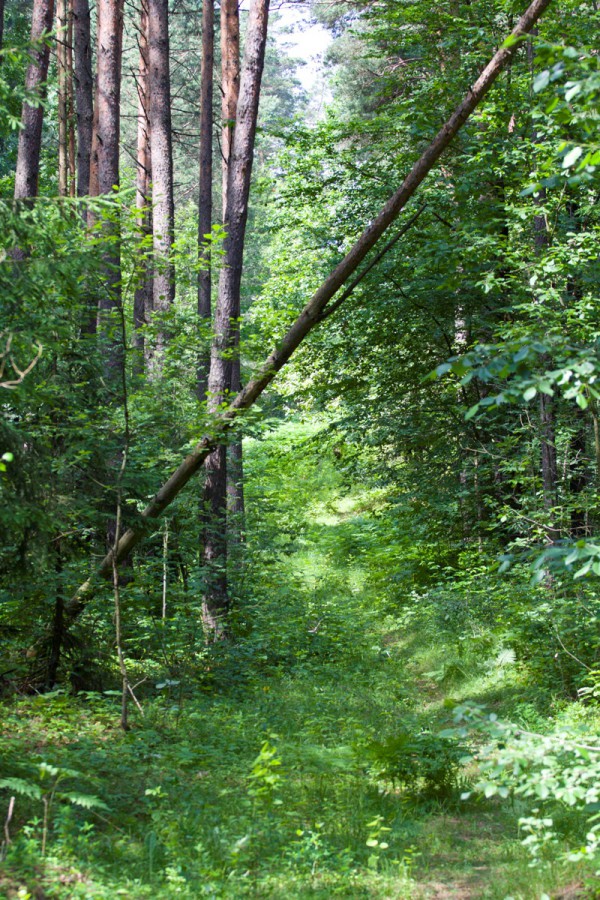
1 421 599 898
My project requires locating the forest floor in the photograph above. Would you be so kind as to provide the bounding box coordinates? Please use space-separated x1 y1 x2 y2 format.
1 422 599 898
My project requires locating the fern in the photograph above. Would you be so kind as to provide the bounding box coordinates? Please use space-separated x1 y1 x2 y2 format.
0 777 42 800
60 791 109 811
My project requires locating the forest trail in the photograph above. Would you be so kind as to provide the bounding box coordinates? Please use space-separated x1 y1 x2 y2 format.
1 427 595 899
238 421 589 899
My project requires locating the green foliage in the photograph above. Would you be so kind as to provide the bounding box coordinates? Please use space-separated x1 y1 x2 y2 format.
0 417 593 897
364 730 464 795
2 0 600 896
247 738 284 803
451 703 600 868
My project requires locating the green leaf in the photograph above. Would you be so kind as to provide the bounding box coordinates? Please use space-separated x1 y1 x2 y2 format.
574 561 592 579
533 70 550 93
562 146 583 169
501 33 526 49
0 778 42 800
60 791 109 810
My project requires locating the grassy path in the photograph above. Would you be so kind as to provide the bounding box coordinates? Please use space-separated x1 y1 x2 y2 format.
0 421 595 898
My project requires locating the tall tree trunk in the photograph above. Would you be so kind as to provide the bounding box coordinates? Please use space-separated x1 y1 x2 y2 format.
91 0 124 375
201 443 228 637
66 0 76 197
200 0 240 636
148 0 175 367
564 201 588 538
0 0 5 55
73 0 93 198
220 0 268 522
65 0 556 620
220 0 240 219
197 0 214 399
527 33 558 540
532 191 557 524
196 0 220 630
57 0 69 196
133 0 152 376
539 392 557 496
569 411 588 538
46 543 64 688
57 1 76 192
14 0 55 200
220 0 245 546
222 0 245 549
227 354 245 544
73 0 95 332
202 0 270 635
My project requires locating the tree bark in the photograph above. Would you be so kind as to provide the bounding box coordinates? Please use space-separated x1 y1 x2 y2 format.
67 0 76 197
564 201 589 539
73 0 93 199
223 0 244 546
65 0 555 619
569 411 588 538
197 0 214 399
202 0 269 635
91 0 123 199
220 0 240 219
91 0 124 375
533 206 558 531
527 31 558 539
201 444 228 636
133 0 152 376
199 0 240 633
148 0 175 367
539 391 557 495
57 0 69 196
14 0 55 200
227 355 245 544
47 546 64 688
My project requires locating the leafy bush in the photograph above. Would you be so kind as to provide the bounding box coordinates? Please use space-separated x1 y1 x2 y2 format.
364 730 464 795
452 703 600 866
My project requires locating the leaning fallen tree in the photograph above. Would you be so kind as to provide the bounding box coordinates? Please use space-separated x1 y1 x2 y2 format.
66 0 554 621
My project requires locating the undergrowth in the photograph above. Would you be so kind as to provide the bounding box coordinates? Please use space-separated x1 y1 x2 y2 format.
1 421 599 898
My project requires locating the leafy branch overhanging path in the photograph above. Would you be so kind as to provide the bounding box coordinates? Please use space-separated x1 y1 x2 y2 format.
66 0 554 620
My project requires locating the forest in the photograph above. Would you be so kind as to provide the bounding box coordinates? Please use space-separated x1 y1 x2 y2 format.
1 0 600 895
